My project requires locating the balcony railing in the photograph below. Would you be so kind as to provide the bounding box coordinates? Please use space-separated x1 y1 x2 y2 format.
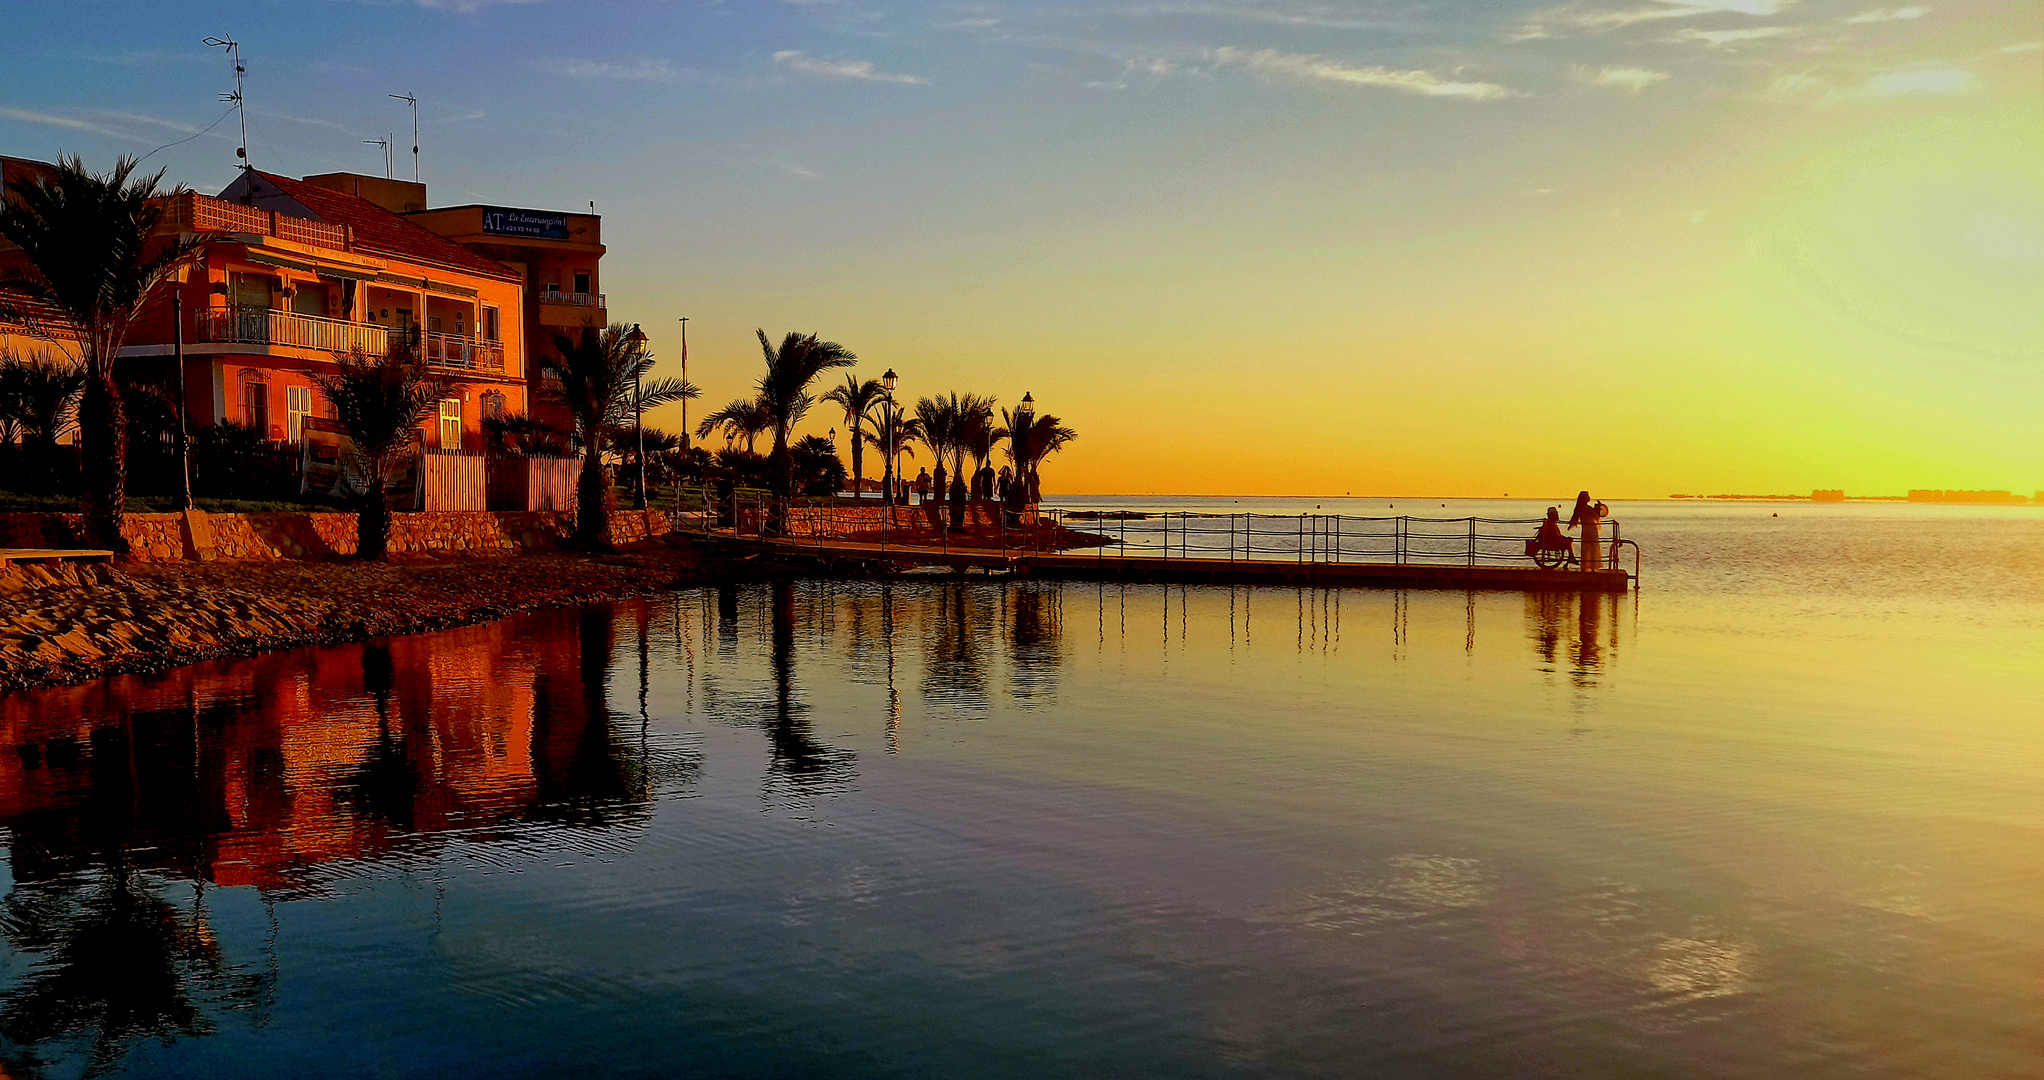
159 192 352 250
196 308 506 373
537 291 605 308
197 307 389 354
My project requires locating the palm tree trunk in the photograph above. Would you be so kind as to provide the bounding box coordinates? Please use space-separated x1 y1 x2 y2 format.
849 433 865 499
360 468 392 560
76 375 128 553
576 434 611 548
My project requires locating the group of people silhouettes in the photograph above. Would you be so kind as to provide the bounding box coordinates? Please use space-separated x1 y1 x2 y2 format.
1532 491 1606 562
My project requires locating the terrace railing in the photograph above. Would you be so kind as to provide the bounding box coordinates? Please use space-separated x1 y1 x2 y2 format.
537 291 606 309
160 192 352 250
196 310 507 373
196 307 391 355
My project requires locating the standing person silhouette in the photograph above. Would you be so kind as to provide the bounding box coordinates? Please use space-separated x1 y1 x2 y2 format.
1568 491 1595 530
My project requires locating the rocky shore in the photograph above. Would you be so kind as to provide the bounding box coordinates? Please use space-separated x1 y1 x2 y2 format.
0 540 758 693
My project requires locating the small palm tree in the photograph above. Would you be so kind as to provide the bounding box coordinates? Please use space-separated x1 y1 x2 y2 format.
311 348 448 560
952 394 995 522
0 351 85 493
820 374 884 499
863 408 920 505
695 397 772 453
754 330 856 516
0 155 199 549
544 322 697 548
914 395 960 518
1001 405 1077 506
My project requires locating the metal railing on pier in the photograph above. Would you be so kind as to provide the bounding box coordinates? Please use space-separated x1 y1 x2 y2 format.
660 487 1638 577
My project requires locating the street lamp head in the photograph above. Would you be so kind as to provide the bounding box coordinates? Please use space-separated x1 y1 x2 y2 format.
1021 391 1034 407
626 323 648 349
882 369 898 392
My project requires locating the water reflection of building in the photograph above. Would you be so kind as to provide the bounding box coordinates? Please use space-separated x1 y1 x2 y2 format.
0 608 662 1074
0 609 653 890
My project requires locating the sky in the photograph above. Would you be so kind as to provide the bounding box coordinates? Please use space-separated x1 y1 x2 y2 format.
3 0 2039 498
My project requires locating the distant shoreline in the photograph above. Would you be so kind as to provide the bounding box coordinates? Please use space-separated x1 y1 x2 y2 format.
1048 493 2041 505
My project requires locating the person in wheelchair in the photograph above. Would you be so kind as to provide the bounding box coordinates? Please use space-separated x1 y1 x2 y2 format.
1527 507 1576 567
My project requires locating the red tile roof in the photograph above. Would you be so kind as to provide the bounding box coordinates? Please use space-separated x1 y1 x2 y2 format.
252 171 518 281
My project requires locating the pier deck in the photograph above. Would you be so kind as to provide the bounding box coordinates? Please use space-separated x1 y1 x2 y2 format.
705 535 1634 592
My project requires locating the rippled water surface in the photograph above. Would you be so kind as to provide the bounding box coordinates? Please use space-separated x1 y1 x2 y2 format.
1 502 2039 1078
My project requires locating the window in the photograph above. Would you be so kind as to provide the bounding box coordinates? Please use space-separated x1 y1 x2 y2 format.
242 379 270 437
573 271 590 295
543 281 559 297
481 390 506 420
438 398 462 450
286 385 312 442
481 306 500 342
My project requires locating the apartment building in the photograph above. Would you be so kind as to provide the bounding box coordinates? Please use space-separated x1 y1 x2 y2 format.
404 200 605 432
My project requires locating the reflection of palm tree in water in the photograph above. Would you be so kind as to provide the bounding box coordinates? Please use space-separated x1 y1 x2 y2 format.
339 642 417 831
922 583 990 720
762 581 854 806
1008 583 1063 703
0 862 268 1078
531 606 644 822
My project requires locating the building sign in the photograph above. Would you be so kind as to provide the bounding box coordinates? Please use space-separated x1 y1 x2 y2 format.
479 207 570 240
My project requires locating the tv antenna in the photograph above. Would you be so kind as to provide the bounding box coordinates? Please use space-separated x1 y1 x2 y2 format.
389 93 418 182
364 134 391 178
202 35 248 166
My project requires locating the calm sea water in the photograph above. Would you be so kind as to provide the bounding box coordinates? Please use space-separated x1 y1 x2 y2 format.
0 501 2038 1079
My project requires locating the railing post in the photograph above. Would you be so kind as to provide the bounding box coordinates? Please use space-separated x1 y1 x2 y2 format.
1468 518 1476 567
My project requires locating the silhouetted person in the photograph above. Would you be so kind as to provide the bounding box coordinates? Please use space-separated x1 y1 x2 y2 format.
1568 491 1594 529
1537 507 1567 550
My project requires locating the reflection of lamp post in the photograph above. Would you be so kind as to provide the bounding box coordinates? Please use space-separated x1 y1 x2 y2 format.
881 368 899 505
626 323 648 510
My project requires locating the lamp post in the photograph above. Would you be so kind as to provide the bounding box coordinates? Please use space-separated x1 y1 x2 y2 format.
626 323 648 510
172 262 194 510
677 316 689 451
881 368 899 506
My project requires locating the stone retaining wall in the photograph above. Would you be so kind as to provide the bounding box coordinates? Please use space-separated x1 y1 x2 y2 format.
0 509 673 562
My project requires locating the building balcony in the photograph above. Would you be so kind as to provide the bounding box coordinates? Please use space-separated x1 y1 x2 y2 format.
195 307 507 375
536 291 605 309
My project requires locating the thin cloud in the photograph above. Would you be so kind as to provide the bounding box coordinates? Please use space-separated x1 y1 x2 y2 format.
1843 64 1981 98
1576 65 1671 91
1995 41 2042 52
1668 26 1795 45
541 57 684 82
1208 47 1521 101
773 51 929 84
1846 6 1927 22
0 106 144 142
1512 0 1790 39
415 0 548 11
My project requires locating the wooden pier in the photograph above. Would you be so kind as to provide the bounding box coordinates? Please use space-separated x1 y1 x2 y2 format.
703 535 1634 592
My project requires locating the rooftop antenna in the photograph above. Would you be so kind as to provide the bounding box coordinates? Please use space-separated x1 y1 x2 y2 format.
389 93 418 182
203 36 248 167
364 134 391 179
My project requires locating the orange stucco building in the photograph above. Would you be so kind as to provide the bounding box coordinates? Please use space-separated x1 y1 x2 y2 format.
2 160 607 453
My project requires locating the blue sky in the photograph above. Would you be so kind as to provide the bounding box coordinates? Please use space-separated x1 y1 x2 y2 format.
5 0 2040 495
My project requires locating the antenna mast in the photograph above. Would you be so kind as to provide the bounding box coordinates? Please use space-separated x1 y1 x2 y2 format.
203 36 248 166
364 135 391 179
389 93 419 182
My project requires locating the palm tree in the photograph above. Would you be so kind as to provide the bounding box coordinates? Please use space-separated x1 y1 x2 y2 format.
863 408 921 507
694 397 771 453
951 394 995 525
0 155 199 549
0 351 85 493
1001 405 1077 506
544 322 698 548
914 394 960 519
753 330 856 517
820 374 884 499
962 400 998 500
311 348 449 560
